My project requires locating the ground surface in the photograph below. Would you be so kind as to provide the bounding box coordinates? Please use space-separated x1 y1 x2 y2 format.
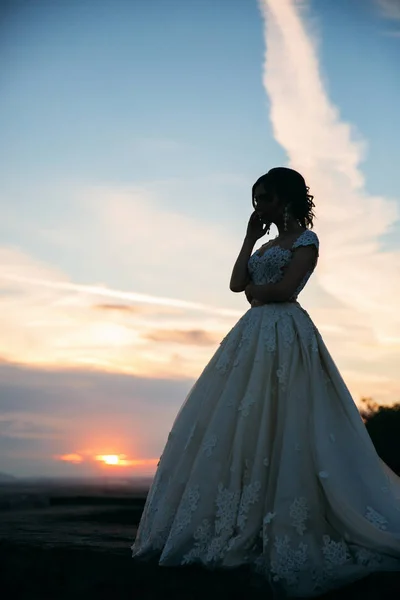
0 480 399 599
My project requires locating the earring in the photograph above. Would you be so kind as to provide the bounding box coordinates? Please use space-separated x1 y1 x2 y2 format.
283 205 289 232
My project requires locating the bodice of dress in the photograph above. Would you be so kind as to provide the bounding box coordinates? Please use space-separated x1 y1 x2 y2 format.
247 229 319 300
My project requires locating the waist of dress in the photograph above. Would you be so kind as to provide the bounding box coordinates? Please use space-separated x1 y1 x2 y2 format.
251 300 300 309
248 301 311 323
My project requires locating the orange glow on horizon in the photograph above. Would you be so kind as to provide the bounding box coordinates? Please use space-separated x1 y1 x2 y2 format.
56 452 158 470
95 454 158 468
58 453 84 464
96 454 121 465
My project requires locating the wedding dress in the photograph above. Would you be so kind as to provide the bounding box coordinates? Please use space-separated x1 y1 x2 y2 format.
131 229 400 597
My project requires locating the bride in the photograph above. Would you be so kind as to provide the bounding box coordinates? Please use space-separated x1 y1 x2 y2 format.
131 167 400 598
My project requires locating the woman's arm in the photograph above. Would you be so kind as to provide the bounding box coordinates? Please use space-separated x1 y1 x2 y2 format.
229 236 256 292
245 245 318 303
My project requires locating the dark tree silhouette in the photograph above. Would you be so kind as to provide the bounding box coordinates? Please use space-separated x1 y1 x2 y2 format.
359 396 380 423
360 397 400 476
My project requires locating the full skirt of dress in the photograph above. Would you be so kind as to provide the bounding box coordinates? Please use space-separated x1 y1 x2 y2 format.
131 302 400 598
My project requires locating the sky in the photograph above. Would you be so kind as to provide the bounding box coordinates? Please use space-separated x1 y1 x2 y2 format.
0 0 399 479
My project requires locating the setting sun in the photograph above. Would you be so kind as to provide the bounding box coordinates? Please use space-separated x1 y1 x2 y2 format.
96 454 122 465
56 452 159 472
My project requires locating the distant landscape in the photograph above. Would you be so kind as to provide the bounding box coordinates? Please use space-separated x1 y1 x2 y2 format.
0 399 399 598
1 468 400 599
3 371 398 598
0 477 148 553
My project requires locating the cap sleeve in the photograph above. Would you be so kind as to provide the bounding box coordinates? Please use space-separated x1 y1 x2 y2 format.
292 230 319 253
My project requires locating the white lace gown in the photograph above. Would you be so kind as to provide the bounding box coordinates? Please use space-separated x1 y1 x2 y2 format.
131 230 400 597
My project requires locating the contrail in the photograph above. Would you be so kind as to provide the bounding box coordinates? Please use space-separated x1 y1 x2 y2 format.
259 0 400 402
2 273 243 318
259 0 399 337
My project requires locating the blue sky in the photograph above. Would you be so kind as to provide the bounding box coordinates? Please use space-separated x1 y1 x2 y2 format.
0 0 399 478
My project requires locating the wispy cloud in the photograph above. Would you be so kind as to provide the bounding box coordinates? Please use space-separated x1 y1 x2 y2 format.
144 328 221 346
375 0 400 35
376 0 400 19
260 0 400 403
0 412 63 440
93 303 144 313
3 271 241 317
0 243 242 379
0 169 254 389
58 453 84 464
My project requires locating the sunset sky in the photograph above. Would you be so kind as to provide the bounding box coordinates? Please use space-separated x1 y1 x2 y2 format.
1 0 400 478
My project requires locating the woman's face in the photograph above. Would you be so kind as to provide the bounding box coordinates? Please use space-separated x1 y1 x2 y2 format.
253 182 281 224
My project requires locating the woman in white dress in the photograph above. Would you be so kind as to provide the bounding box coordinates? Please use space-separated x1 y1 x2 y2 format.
131 167 400 598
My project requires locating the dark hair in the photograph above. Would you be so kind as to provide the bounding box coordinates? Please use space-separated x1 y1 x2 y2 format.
252 167 316 229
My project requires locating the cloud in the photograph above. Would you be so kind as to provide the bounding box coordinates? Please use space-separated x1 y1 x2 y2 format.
143 328 221 346
0 174 252 380
0 412 63 440
57 453 84 464
0 245 242 379
3 267 241 317
0 361 193 476
93 303 143 313
260 0 400 402
376 0 400 19
0 173 250 310
375 0 400 35
77 182 247 305
92 303 185 316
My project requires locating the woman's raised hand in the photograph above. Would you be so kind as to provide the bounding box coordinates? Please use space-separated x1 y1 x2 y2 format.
246 211 270 242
